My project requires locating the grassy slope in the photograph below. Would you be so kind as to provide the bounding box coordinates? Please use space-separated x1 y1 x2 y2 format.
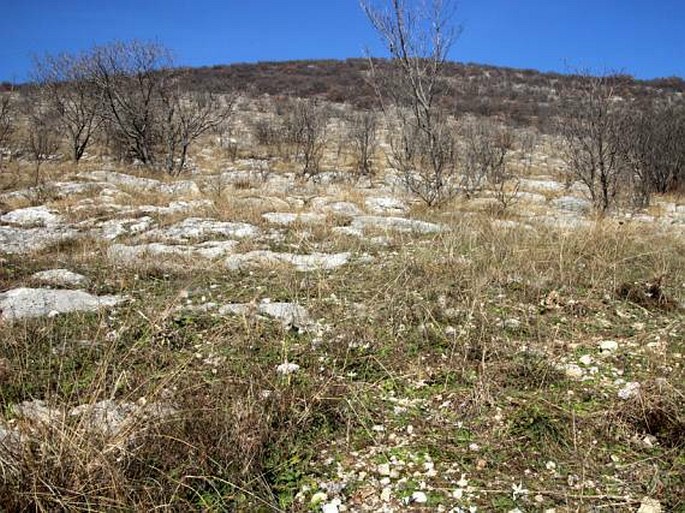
0 205 683 511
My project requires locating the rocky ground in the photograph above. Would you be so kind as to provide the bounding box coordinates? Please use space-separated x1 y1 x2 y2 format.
0 155 683 511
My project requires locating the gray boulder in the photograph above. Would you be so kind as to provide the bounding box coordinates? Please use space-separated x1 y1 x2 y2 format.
31 269 89 288
0 288 125 321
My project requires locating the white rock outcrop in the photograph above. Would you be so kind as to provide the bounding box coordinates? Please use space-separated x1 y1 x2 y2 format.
31 269 89 288
0 288 125 321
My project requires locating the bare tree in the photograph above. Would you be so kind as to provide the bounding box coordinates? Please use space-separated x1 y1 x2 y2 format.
0 91 13 167
361 0 460 206
32 52 104 162
347 109 378 176
458 117 518 210
91 40 173 167
559 73 624 212
159 82 235 175
21 89 61 186
619 99 685 205
283 98 329 177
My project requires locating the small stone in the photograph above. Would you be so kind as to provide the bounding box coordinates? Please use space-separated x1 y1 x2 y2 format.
311 492 327 505
276 362 300 375
322 498 342 513
637 497 662 513
31 269 89 288
599 340 619 353
380 487 392 502
579 354 593 366
411 491 428 504
377 463 391 476
642 435 658 448
564 364 584 379
503 318 521 330
617 381 641 400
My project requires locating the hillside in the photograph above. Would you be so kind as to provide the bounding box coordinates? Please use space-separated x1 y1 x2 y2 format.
179 58 685 128
0 51 683 512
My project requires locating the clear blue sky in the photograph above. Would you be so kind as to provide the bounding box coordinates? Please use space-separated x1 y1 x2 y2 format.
1 1 683 82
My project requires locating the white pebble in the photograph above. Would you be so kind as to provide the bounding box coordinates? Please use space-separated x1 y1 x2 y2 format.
618 381 641 400
411 491 428 504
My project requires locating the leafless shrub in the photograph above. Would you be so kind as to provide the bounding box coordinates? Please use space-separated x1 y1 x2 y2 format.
20 88 61 186
618 99 685 206
0 91 13 169
32 51 104 162
252 117 281 148
347 109 378 177
0 92 12 150
282 98 329 178
215 120 239 161
362 0 461 206
559 73 625 212
91 40 172 168
458 117 514 198
159 86 235 175
88 41 232 175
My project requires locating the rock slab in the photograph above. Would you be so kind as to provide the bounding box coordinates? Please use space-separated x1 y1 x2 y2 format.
0 288 125 321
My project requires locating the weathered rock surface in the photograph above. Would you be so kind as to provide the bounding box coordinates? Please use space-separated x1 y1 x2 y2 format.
1 206 63 227
518 177 565 192
0 287 125 321
70 399 177 436
552 195 592 214
312 200 362 217
99 216 155 240
109 240 238 262
365 196 408 215
80 170 200 196
144 217 259 242
0 181 108 203
262 212 326 226
224 250 351 272
0 225 79 255
190 300 314 331
348 216 443 234
31 269 89 288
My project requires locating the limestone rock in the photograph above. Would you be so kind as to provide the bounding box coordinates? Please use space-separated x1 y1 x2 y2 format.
144 217 259 242
552 195 592 214
0 225 79 255
1 206 62 227
31 269 89 288
224 250 350 272
262 212 326 226
349 215 443 234
109 240 238 262
365 196 408 215
80 170 200 196
0 288 125 321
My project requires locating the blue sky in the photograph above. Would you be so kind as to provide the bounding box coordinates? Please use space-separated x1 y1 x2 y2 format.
1 1 683 82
